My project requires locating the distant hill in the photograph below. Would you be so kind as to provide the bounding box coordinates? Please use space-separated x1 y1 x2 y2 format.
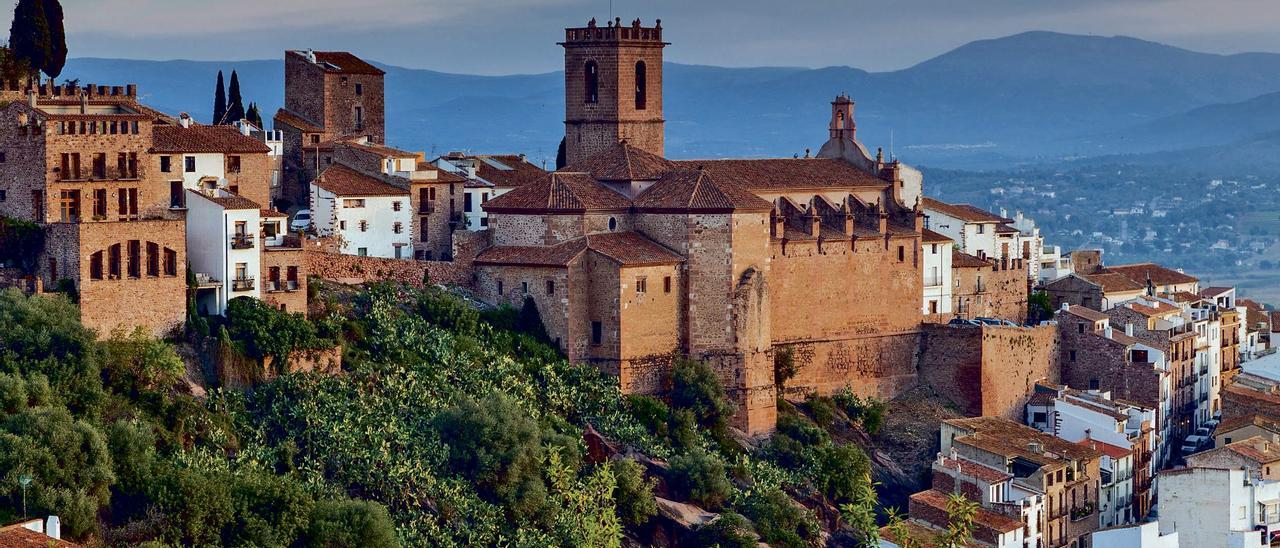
59 31 1280 167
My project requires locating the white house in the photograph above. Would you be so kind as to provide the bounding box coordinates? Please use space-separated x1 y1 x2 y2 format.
921 228 953 316
1004 209 1045 281
1039 244 1075 283
311 163 411 259
922 197 1018 263
1159 467 1279 548
185 188 262 315
1092 521 1179 548
432 152 548 231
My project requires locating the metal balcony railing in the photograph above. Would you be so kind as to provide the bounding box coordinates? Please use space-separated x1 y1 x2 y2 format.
231 277 255 291
419 201 435 214
231 234 255 249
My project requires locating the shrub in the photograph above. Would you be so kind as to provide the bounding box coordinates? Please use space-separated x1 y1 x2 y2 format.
225 296 325 369
102 327 185 395
434 392 563 521
610 459 658 528
833 390 887 435
804 393 836 428
692 511 757 548
668 448 733 510
0 216 44 272
0 288 104 414
300 499 399 548
739 487 821 548
627 394 670 438
668 408 699 451
147 465 234 545
774 346 798 393
0 407 115 538
813 443 872 504
416 287 480 335
670 358 734 431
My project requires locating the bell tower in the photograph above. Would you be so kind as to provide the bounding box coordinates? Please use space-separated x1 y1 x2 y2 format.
560 17 667 166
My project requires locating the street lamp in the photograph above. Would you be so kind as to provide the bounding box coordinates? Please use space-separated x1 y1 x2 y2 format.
18 473 32 519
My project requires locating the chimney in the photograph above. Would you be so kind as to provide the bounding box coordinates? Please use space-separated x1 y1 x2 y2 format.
306 49 317 64
179 113 193 128
771 206 785 238
45 516 61 540
1126 323 1134 336
1104 324 1113 339
1028 442 1042 454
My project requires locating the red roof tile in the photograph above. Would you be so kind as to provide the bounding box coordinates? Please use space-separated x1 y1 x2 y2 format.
190 190 260 210
634 169 773 212
1081 439 1132 460
922 197 1011 224
475 232 683 268
952 249 992 268
260 209 288 218
1063 304 1109 322
475 238 588 267
1079 272 1145 294
314 164 407 197
273 109 323 133
938 456 1013 484
566 142 675 181
293 51 385 75
152 124 271 154
473 155 549 189
483 172 631 213
921 228 953 243
1105 263 1198 287
910 489 1023 533
673 158 888 192
0 523 77 547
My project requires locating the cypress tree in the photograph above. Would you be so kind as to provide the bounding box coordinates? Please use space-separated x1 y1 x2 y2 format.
8 0 51 78
212 70 226 125
555 137 567 170
40 0 65 78
226 70 245 123
246 102 263 128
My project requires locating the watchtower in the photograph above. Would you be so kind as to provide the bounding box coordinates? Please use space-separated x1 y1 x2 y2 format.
560 17 667 165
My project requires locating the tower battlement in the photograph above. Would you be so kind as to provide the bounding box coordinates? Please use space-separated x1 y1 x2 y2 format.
561 17 665 45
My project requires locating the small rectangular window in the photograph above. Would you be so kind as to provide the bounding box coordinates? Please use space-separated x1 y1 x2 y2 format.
184 156 196 173
160 155 172 173
664 276 672 293
1070 350 1077 362
546 280 555 295
592 321 602 345
497 280 504 295
393 222 402 234
897 246 905 262
227 155 241 173
522 281 529 294
355 83 363 96
392 201 402 211
635 277 647 294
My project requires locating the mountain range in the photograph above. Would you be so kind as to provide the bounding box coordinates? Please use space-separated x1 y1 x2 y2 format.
56 31 1280 169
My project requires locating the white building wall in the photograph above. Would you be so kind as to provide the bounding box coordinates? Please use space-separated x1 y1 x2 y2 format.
922 240 953 315
1159 467 1275 548
184 191 262 315
181 152 227 189
1092 521 1179 548
317 193 412 259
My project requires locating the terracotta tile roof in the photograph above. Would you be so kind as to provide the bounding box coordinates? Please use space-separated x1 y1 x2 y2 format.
634 169 773 212
1107 329 1145 347
910 489 1023 533
938 456 1013 484
566 142 675 181
921 228 953 243
341 139 417 159
952 249 992 268
475 238 588 267
1218 414 1280 437
260 209 287 218
1063 304 1109 322
152 124 271 154
294 51 385 75
1027 392 1055 406
1106 263 1198 287
473 155 548 189
1165 291 1202 304
995 223 1019 234
1126 300 1179 318
922 197 1011 224
483 172 631 213
1225 383 1280 407
189 190 260 210
427 169 467 184
946 416 1103 464
1081 439 1132 460
273 108 323 133
0 523 77 547
1190 436 1280 465
1199 287 1234 298
1079 272 1145 293
314 164 407 197
673 158 888 192
475 232 683 268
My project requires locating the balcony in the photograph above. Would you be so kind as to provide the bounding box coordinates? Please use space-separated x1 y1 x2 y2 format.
419 201 436 214
265 280 300 292
231 277 255 292
924 275 944 287
1070 504 1095 522
56 167 140 182
230 234 255 249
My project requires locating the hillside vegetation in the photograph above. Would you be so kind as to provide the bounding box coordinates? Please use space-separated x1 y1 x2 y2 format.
0 282 987 546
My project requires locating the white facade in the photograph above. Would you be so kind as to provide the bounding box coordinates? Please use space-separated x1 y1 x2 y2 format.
432 156 515 231
1091 521 1179 548
1039 244 1074 283
1158 467 1278 548
925 206 1002 260
310 185 412 259
1005 209 1044 281
185 189 261 315
922 237 953 316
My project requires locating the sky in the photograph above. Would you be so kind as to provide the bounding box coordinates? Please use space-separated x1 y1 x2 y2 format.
35 0 1280 74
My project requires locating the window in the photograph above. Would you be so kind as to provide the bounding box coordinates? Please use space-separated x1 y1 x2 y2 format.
1033 411 1047 423
546 280 555 295
357 247 368 256
1070 350 1077 362
354 106 363 129
931 243 938 254
118 188 138 220
127 240 141 278
1090 378 1100 390
58 189 80 222
393 222 402 234
497 280 504 295
897 245 905 262
339 220 347 230
664 276 672 293
146 242 159 277
355 83 363 96
976 224 985 234
929 300 938 314
108 244 121 278
635 61 647 110
343 199 366 208
584 60 599 103
184 156 196 173
89 251 103 280
392 201 402 212
28 191 41 220
227 155 241 173
359 220 368 232
90 153 106 178
1078 323 1085 334
159 155 172 173
0 190 5 202
464 193 473 212
635 276 647 293
0 151 6 162
420 221 429 242
262 221 278 239
608 217 617 231
59 153 81 180
311 134 320 144
591 321 602 345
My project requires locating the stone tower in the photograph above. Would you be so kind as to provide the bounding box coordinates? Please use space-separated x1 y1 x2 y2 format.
283 50 385 144
560 17 667 165
828 94 855 141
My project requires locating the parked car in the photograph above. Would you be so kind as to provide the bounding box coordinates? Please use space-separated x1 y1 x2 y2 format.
290 209 312 232
974 317 1003 326
1195 427 1212 438
948 318 980 327
1184 434 1208 450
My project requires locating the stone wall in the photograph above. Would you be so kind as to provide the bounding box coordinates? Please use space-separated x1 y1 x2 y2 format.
919 324 1059 419
260 246 308 315
954 259 1029 323
68 219 187 338
219 342 343 390
562 29 665 164
1044 275 1104 311
222 151 272 208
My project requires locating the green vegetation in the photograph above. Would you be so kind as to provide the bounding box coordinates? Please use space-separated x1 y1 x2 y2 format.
834 388 888 435
0 216 45 273
0 282 890 544
7 0 66 79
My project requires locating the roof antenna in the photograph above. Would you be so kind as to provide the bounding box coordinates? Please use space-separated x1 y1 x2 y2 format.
890 129 895 161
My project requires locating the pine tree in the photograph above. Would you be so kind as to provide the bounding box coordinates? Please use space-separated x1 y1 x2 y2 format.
246 102 263 128
8 0 51 79
212 70 226 125
39 0 64 78
226 70 245 123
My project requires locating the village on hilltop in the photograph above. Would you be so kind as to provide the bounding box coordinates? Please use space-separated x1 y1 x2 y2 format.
3 13 1280 548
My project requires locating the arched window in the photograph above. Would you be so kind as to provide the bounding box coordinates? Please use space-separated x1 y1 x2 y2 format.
635 61 647 110
608 217 617 231
584 60 599 104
